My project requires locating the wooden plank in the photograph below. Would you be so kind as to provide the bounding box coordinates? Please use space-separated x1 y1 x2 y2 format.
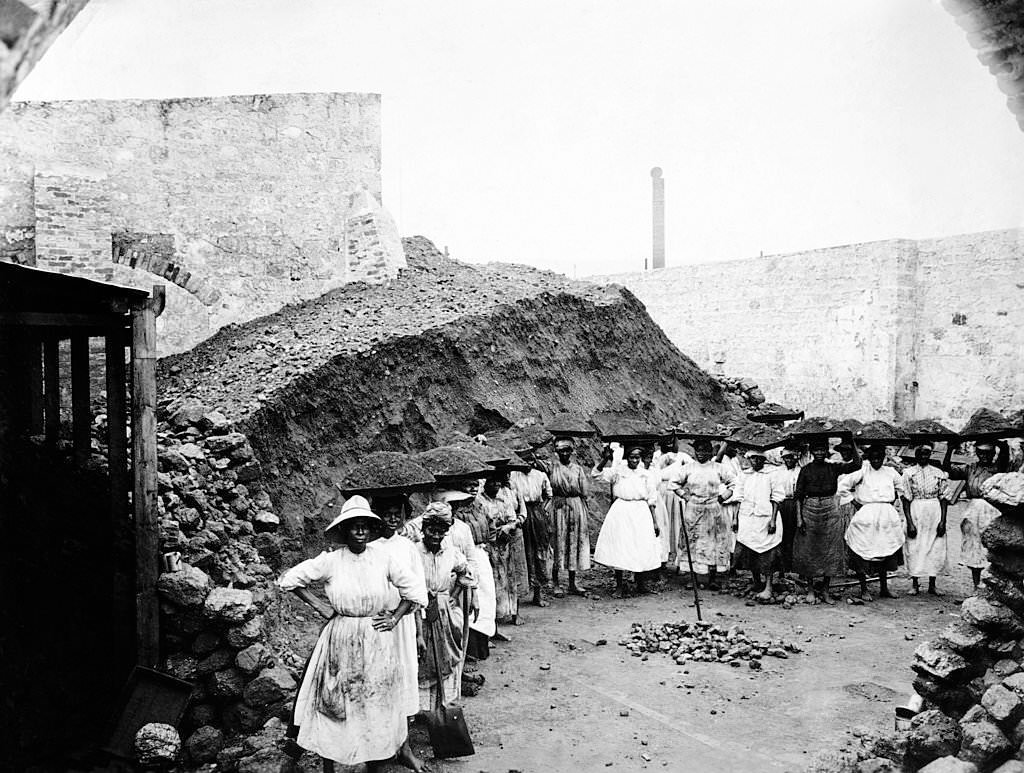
131 298 160 667
0 311 128 328
43 337 60 443
105 334 129 527
70 334 90 463
27 335 43 434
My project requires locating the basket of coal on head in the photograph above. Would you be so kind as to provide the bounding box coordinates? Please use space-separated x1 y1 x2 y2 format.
783 416 853 455
896 418 960 469
746 403 804 427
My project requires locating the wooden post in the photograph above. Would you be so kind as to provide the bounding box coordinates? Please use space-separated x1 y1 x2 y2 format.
106 331 129 530
131 297 159 667
27 335 43 434
71 334 90 463
44 337 60 444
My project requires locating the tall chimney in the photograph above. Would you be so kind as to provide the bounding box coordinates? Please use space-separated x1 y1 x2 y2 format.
651 167 665 269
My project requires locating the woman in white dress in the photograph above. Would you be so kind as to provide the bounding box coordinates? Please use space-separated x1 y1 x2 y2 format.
844 445 912 600
948 440 1008 588
278 496 428 772
592 444 661 597
900 444 950 596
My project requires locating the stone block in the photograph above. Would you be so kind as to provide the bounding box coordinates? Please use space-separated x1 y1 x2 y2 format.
208 667 246 700
1005 673 1024 695
989 548 1024 578
962 596 1023 635
984 516 1024 552
915 641 973 682
204 587 255 625
186 726 225 764
235 643 270 675
206 432 247 456
157 565 212 608
253 511 280 533
171 400 209 428
242 665 296 708
994 760 1024 772
982 684 1024 725
985 566 1024 615
222 702 264 734
919 758 978 773
191 631 220 656
199 411 232 434
906 709 965 768
163 652 199 681
958 718 1012 767
196 649 234 676
225 615 263 649
856 759 901 773
939 621 989 653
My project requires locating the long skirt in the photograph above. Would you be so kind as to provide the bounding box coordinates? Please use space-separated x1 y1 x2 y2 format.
418 591 465 711
846 502 906 569
552 495 591 574
512 529 529 598
522 501 553 590
733 543 782 575
657 488 685 568
394 614 420 717
491 538 520 621
469 545 496 638
681 499 731 574
293 615 407 765
722 501 739 555
593 499 662 573
793 496 846 577
960 498 999 568
777 499 798 572
905 499 949 577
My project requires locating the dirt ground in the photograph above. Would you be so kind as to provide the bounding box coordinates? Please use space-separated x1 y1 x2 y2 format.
295 504 979 773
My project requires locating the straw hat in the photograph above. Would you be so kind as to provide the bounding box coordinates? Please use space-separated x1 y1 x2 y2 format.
325 495 381 534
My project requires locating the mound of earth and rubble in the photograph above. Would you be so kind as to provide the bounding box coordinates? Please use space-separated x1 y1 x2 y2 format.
147 237 734 768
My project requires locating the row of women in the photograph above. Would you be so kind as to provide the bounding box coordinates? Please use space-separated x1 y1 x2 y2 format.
590 436 1013 603
272 442 597 772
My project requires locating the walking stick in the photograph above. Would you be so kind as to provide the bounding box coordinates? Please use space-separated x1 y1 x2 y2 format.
678 512 703 621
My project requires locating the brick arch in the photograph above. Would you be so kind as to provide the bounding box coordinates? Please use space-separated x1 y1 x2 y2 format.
111 231 221 306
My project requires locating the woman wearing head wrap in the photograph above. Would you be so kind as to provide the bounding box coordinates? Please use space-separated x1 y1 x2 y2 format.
277 496 428 771
669 439 734 591
900 443 950 595
414 502 477 714
729 450 784 600
793 439 862 604
549 438 592 596
653 437 694 573
509 450 554 607
715 442 746 566
947 440 1009 587
476 473 525 626
768 448 801 576
844 444 911 600
593 443 662 597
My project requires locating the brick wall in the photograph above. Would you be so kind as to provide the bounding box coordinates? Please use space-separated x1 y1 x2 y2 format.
0 92 405 354
595 228 1024 426
33 167 111 281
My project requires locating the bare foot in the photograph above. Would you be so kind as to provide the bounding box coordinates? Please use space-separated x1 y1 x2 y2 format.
879 590 898 599
396 740 425 772
531 595 550 608
804 591 817 604
755 589 772 602
821 594 836 606
568 585 587 596
491 629 512 642
928 588 943 596
857 591 873 602
513 615 526 626
907 587 919 596
553 586 566 598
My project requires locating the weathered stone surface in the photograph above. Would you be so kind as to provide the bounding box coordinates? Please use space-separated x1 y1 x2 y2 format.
962 596 1023 635
235 461 263 483
226 615 263 649
204 587 254 625
1005 673 1024 695
171 400 209 428
236 643 270 675
993 760 1024 772
191 631 221 656
135 722 181 765
163 653 199 681
179 442 206 461
856 759 901 773
237 749 297 773
939 621 989 653
984 566 1024 615
915 641 973 682
960 705 990 725
196 649 234 676
209 667 246 700
985 517 1024 552
958 718 1012 766
919 758 978 773
206 432 247 456
915 675 977 718
906 709 964 768
160 447 190 472
982 684 1024 725
995 659 1021 678
989 548 1024 578
200 411 231 433
242 665 296 708
253 511 280 533
186 726 225 764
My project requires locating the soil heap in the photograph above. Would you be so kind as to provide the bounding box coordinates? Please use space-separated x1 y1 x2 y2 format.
149 236 732 767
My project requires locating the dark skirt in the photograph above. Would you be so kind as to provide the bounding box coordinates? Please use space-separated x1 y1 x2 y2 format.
848 549 904 575
733 543 782 574
792 496 846 577
777 499 798 572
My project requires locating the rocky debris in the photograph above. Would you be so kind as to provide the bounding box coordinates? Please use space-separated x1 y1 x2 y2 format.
960 409 1018 440
854 420 911 444
715 375 766 409
157 564 212 608
135 722 181 766
918 759 979 773
205 588 255 625
618 620 801 668
186 725 225 764
334 450 436 493
904 710 963 768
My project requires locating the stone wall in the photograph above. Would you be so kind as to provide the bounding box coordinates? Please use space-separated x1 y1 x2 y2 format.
595 228 1024 426
0 92 405 354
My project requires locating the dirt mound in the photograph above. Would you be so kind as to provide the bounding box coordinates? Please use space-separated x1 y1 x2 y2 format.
159 237 730 540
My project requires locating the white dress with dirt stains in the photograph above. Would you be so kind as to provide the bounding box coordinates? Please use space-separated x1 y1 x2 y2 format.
377 532 426 717
592 464 662 572
277 543 428 765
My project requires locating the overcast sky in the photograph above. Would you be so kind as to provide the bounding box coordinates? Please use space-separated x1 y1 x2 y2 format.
16 0 1024 277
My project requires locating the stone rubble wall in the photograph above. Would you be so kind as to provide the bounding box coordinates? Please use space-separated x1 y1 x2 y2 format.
594 228 1024 427
0 92 406 355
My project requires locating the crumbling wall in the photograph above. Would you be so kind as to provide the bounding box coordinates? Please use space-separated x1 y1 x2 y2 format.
0 92 404 354
597 228 1024 426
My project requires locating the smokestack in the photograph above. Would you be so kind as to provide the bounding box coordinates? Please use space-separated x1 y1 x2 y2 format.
651 167 664 269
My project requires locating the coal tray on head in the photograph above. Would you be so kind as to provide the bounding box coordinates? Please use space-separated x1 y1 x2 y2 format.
335 451 437 496
414 446 494 481
959 408 1023 440
746 403 804 424
672 417 736 441
545 412 598 439
727 423 790 452
901 418 960 443
853 420 911 446
784 416 853 440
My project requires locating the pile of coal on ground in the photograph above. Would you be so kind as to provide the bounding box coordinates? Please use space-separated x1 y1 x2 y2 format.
158 236 731 548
